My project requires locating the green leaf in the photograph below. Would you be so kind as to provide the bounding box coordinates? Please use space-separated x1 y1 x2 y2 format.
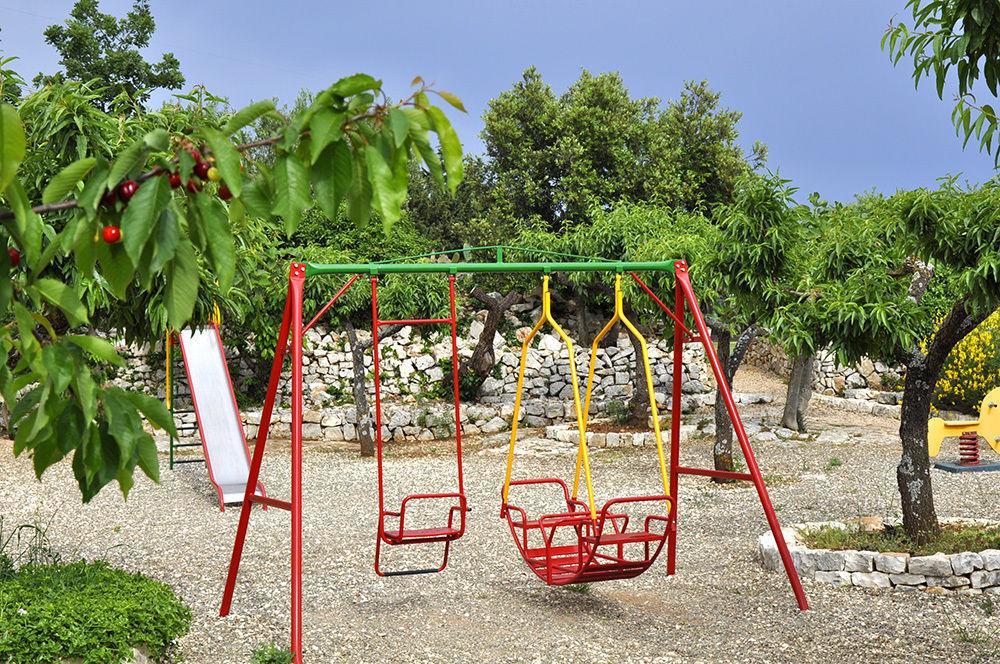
366 145 405 229
97 243 134 298
330 73 381 97
387 108 409 148
223 100 277 135
347 159 371 226
308 108 345 164
241 175 273 220
34 278 88 326
164 237 200 330
77 160 110 215
121 176 172 262
312 140 351 220
194 195 236 291
66 335 125 366
200 126 243 197
123 389 177 438
271 154 311 234
426 106 463 193
136 434 160 483
150 208 179 274
4 179 43 262
434 90 467 113
0 103 25 193
143 128 169 151
107 139 146 189
103 388 143 467
42 157 96 204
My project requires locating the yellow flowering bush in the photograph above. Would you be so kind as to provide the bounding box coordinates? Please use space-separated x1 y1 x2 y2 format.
927 310 1000 413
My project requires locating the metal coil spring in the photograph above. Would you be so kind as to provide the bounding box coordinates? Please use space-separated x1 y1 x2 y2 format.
959 431 980 466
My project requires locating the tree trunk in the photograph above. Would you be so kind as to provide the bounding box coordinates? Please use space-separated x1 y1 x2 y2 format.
713 327 735 475
781 352 815 432
709 323 763 481
623 300 651 425
344 320 402 458
898 356 938 542
897 297 994 542
457 289 520 400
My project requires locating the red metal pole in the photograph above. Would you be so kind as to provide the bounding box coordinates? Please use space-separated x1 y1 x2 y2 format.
220 284 294 617
673 260 809 611
303 274 359 334
666 274 684 576
448 275 464 494
288 263 306 661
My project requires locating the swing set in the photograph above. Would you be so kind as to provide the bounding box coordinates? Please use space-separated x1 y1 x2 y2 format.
218 247 807 664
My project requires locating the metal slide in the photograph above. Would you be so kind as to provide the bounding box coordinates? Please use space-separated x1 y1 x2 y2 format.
177 324 266 510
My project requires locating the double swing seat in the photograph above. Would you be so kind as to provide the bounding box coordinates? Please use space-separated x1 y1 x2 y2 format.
500 274 673 585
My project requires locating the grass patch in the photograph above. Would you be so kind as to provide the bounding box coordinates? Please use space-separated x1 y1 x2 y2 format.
800 523 1000 556
825 457 843 471
564 583 592 595
0 560 191 663
252 644 295 664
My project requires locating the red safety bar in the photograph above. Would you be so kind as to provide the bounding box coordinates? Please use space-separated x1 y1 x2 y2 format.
501 479 671 585
371 274 469 576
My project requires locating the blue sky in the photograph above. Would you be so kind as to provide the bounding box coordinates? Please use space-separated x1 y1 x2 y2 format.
1 1 996 202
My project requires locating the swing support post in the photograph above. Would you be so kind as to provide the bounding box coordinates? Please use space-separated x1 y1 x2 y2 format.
219 252 808 664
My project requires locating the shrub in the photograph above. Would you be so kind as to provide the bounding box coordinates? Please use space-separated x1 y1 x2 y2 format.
800 523 1000 556
0 560 191 663
251 644 294 664
930 309 1000 413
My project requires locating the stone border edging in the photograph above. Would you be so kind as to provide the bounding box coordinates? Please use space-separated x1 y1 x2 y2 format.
758 519 1000 594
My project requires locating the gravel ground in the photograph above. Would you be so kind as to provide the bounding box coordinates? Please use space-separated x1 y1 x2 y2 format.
2 369 1000 663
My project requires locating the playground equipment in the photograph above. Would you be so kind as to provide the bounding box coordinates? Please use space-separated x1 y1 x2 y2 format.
928 386 1000 473
165 321 266 510
501 274 671 584
218 248 808 664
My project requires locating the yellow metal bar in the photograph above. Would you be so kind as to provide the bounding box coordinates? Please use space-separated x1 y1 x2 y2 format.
577 275 671 507
501 276 597 520
165 331 172 410
617 284 671 504
574 279 620 498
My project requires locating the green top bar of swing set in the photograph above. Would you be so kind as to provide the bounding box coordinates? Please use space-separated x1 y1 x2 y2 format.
303 260 680 276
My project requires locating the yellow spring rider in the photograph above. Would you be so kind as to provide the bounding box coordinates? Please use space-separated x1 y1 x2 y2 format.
928 387 1000 469
499 274 673 585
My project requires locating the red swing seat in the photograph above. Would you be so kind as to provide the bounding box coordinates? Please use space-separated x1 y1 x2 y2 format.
501 478 672 585
379 492 468 544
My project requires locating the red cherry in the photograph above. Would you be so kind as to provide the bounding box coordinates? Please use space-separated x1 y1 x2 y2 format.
186 179 202 193
118 180 139 201
168 172 182 189
218 185 232 201
101 225 122 244
193 161 211 180
7 247 20 267
100 189 117 208
189 149 202 162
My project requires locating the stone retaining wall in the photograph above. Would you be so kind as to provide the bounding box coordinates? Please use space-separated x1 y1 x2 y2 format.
759 519 1000 594
745 339 904 399
133 304 712 443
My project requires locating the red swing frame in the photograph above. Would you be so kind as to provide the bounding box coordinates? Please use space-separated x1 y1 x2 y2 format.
218 259 808 664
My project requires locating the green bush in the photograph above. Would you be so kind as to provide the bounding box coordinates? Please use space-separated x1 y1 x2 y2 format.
0 560 191 663
251 644 294 664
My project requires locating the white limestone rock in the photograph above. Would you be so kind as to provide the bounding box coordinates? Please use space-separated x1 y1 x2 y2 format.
951 551 984 575
851 571 892 588
908 553 953 577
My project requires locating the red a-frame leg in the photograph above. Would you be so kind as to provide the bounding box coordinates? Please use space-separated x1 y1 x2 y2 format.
220 263 308 663
631 261 809 611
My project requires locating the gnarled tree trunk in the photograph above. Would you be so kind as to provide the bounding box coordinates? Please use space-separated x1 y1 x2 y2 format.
344 320 402 457
898 297 994 542
781 352 815 432
457 288 520 399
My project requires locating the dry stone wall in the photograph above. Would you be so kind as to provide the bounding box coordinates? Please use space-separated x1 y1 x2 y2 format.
113 306 711 443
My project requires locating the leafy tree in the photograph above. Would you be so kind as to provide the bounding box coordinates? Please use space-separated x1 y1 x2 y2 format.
34 0 184 108
0 69 465 500
884 0 1000 164
0 52 23 105
481 69 758 230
